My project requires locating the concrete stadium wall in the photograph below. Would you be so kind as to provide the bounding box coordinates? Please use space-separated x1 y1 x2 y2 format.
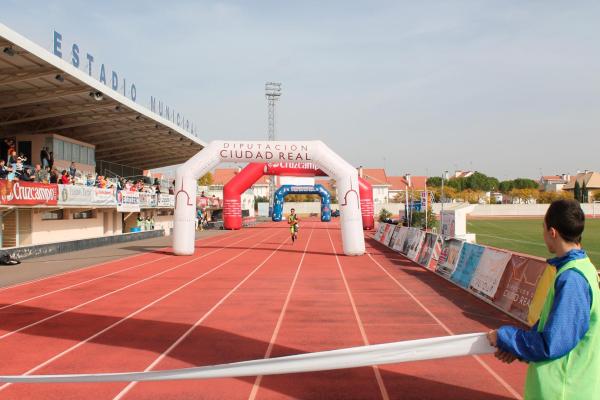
3 229 165 260
277 202 600 218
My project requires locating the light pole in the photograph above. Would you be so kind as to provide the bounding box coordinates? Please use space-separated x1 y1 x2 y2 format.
441 170 448 221
405 173 411 227
265 82 282 216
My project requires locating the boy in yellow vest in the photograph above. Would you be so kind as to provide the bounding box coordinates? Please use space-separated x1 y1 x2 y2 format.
487 199 599 400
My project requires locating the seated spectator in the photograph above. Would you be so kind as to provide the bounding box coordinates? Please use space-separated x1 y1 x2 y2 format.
49 168 59 184
6 165 16 181
0 160 7 179
33 164 47 183
18 167 34 182
18 153 27 164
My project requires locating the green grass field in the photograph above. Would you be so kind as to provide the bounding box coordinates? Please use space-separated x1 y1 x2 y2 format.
467 218 600 268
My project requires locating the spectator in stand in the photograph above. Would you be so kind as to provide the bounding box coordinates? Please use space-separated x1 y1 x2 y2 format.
136 214 144 230
48 151 54 169
60 170 71 184
145 216 154 230
14 157 24 175
34 164 47 183
69 162 77 178
6 165 16 181
19 167 34 182
7 150 17 167
0 160 7 179
40 147 50 169
49 168 59 184
18 153 27 164
86 173 95 186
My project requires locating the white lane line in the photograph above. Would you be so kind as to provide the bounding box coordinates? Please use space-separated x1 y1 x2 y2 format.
248 224 315 400
113 230 293 400
327 229 390 400
367 253 523 400
0 230 264 341
0 229 283 393
0 230 238 294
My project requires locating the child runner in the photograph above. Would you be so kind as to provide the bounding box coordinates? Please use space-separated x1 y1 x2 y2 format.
288 208 300 243
487 199 599 400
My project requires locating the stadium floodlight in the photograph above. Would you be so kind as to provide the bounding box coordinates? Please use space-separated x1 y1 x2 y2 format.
89 91 104 101
3 47 15 56
265 82 282 216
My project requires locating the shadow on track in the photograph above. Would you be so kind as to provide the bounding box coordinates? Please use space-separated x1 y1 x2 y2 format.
0 303 514 400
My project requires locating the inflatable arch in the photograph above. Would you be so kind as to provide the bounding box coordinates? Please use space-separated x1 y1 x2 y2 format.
223 162 374 230
174 140 365 256
272 184 332 222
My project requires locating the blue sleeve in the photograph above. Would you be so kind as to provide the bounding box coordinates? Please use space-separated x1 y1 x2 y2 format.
496 270 591 362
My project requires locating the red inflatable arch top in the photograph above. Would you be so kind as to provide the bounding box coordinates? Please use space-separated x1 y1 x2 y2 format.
223 162 374 230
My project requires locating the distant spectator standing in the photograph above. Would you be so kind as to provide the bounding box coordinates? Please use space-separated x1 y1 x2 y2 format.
0 160 7 179
69 162 77 178
40 147 50 168
136 214 144 230
48 151 54 169
7 150 17 168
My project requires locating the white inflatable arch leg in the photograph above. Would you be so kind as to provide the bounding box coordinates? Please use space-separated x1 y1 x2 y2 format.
173 140 365 256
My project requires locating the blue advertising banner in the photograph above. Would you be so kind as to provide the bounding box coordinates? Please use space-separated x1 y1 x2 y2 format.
450 243 485 288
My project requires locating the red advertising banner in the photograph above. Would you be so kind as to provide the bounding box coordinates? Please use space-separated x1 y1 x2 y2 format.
0 180 58 206
492 255 547 323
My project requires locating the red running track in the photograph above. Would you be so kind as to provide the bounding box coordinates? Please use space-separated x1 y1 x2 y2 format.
0 220 527 399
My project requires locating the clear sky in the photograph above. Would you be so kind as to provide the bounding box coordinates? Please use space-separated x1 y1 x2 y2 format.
3 1 600 180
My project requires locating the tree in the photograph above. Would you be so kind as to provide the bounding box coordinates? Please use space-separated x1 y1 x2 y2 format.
378 208 392 222
582 181 588 203
510 188 540 203
426 177 442 187
198 172 213 186
512 178 539 190
574 180 581 202
499 180 514 193
410 208 438 229
538 191 574 204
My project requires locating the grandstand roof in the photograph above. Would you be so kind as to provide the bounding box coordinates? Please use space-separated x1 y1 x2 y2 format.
0 23 204 170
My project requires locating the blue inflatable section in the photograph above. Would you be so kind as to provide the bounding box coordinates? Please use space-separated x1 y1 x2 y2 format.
272 184 332 222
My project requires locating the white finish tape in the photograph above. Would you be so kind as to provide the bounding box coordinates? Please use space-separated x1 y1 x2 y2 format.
0 333 493 383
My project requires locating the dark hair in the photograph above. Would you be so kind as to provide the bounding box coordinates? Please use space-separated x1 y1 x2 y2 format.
545 199 585 243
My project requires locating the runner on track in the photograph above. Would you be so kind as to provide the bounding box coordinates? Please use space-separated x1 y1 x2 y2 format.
288 208 300 243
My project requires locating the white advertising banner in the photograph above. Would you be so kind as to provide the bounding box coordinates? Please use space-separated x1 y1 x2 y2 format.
373 223 386 242
469 248 512 298
58 185 93 205
117 191 140 212
440 211 455 237
58 185 117 206
139 192 158 208
406 228 426 261
92 188 117 205
158 193 175 207
391 226 410 252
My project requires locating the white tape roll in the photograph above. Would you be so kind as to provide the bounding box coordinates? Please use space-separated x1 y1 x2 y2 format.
0 333 494 383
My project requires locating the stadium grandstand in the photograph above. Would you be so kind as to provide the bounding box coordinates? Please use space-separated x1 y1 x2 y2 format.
0 23 204 251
